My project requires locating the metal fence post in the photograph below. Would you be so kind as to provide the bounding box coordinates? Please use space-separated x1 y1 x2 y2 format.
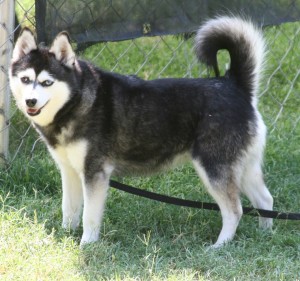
0 0 14 167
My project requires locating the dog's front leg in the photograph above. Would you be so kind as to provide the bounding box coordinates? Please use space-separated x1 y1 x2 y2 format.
49 146 84 231
60 164 83 230
80 170 111 247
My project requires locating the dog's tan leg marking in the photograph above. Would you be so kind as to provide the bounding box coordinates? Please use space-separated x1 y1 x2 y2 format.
193 161 243 247
209 179 242 248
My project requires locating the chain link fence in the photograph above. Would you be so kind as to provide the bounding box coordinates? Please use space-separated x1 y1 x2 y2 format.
0 0 13 166
0 0 300 169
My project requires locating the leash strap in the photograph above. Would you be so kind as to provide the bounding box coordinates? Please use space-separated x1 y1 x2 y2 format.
109 180 300 220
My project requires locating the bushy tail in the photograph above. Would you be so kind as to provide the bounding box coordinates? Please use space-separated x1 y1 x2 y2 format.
195 16 265 100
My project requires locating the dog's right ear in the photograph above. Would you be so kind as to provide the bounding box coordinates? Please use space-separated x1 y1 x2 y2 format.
12 27 37 62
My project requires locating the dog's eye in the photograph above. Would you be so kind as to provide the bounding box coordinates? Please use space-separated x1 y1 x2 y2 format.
41 80 54 87
20 77 31 84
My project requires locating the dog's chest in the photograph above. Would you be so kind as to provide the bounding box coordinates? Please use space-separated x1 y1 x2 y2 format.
46 123 88 174
55 122 76 145
49 139 88 174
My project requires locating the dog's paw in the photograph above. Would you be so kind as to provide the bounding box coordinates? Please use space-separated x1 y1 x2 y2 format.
79 237 99 249
259 217 273 230
209 241 226 250
79 229 100 248
62 217 80 231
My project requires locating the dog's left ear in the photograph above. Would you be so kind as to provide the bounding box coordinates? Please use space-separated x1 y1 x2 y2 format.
49 31 76 68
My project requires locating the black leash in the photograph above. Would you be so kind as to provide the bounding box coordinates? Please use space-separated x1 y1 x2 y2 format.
110 180 300 220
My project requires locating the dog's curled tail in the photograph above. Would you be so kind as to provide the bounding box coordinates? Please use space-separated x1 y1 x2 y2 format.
195 16 265 100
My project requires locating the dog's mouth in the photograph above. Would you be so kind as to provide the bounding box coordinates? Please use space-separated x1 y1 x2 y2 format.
26 102 49 117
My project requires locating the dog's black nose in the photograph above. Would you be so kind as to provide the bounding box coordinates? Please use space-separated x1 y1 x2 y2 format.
25 99 37 107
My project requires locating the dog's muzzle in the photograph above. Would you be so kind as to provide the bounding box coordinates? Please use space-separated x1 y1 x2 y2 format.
25 99 48 116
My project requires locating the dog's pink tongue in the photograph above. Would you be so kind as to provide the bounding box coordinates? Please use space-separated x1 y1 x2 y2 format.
27 108 38 114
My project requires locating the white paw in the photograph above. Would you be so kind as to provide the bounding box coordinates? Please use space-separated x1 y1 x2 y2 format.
210 240 229 249
259 217 273 229
79 228 100 248
62 217 80 231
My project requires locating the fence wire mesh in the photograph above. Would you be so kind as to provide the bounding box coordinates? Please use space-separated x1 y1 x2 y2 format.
0 0 14 166
1 0 300 168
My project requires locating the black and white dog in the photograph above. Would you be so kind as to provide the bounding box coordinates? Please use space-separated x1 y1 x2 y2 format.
10 16 273 247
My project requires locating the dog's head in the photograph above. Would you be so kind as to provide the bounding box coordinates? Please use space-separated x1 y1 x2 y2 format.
10 28 79 126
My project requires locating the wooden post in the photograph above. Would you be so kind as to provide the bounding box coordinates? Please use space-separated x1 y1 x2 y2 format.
0 0 14 167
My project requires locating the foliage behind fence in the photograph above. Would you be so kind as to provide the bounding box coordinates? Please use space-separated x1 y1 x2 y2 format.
0 0 299 168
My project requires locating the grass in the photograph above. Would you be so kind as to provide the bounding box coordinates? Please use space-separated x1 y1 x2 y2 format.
1 16 300 280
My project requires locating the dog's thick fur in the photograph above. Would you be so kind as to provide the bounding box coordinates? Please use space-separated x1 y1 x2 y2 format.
10 17 273 247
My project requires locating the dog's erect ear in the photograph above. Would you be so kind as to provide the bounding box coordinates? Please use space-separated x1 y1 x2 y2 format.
12 27 37 62
49 31 76 68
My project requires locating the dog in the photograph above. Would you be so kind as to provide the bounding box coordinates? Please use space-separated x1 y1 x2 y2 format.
10 16 273 248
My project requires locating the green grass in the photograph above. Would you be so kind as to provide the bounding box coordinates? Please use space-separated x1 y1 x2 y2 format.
1 18 300 280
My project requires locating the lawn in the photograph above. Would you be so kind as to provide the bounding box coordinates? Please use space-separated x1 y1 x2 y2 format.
1 9 300 281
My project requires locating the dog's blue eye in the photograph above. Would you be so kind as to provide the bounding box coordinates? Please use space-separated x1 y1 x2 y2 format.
21 77 31 84
41 80 54 87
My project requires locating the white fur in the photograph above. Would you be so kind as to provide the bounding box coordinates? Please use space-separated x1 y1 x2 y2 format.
60 164 83 230
10 69 71 127
49 140 88 230
50 139 88 175
81 171 110 246
37 70 55 84
80 162 114 246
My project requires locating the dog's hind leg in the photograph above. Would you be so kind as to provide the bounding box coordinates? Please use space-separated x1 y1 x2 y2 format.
240 120 273 230
193 160 243 248
241 159 273 229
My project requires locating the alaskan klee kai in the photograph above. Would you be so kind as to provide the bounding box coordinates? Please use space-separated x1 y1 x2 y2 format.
10 17 273 247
